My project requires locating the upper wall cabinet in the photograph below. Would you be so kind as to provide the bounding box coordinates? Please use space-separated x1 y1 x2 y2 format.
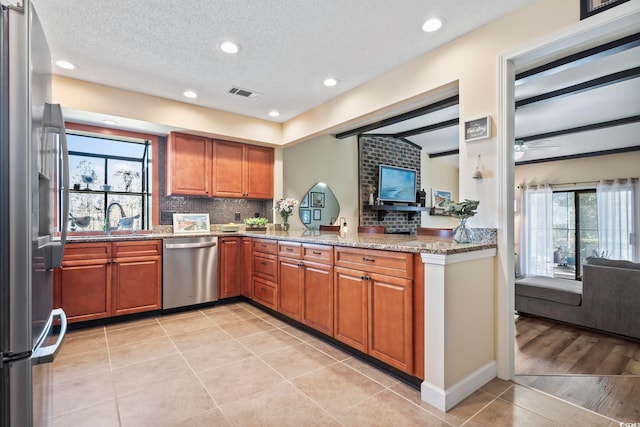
166 132 212 196
212 140 273 199
166 132 273 199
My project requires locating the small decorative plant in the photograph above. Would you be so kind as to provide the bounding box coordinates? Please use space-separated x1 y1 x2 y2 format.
445 199 480 218
244 217 269 228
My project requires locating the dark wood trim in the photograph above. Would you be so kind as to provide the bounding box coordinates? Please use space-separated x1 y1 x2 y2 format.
515 115 640 142
334 95 459 139
516 67 640 109
515 145 640 166
394 118 459 138
429 149 459 158
516 32 640 82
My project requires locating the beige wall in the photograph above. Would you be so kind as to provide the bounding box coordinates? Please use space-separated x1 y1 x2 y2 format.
421 154 459 228
282 135 359 230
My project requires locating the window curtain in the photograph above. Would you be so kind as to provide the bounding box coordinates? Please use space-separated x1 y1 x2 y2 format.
596 178 639 262
519 184 554 276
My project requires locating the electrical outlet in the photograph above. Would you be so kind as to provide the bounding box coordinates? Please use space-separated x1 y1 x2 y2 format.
234 212 241 221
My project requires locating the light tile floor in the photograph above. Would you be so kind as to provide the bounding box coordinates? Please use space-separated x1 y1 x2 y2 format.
40 302 621 426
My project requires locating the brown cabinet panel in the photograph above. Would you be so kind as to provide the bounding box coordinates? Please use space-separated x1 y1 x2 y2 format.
112 239 162 258
368 272 413 372
244 145 273 199
413 254 424 379
334 266 368 352
278 241 302 259
253 252 277 282
219 237 241 299
278 258 304 320
303 244 333 265
302 261 333 335
112 256 162 316
55 241 163 323
56 262 111 322
166 132 212 196
334 247 413 279
253 238 277 255
241 237 253 298
253 277 277 310
212 140 245 198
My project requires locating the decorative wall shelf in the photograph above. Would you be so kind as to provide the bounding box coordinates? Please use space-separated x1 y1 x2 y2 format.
364 204 428 221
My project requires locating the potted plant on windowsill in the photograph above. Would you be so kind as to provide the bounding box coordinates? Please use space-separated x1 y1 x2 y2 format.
116 169 140 192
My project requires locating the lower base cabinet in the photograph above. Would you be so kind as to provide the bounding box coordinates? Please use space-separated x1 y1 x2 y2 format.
54 240 162 323
334 266 413 373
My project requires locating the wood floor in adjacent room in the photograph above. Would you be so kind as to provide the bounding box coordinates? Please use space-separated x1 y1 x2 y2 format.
514 314 640 423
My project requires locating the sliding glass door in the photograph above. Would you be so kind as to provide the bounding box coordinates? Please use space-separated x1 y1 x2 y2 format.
552 190 597 280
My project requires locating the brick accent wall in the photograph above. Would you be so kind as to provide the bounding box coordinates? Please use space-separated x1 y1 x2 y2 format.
157 136 272 225
359 136 421 234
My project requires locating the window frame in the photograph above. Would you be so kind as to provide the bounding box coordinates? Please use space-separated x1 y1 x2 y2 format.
64 123 160 228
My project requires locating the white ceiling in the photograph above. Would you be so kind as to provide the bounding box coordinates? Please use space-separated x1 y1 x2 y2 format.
31 0 531 123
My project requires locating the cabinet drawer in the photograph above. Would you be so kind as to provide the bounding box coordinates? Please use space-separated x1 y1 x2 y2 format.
334 247 413 279
253 278 277 310
253 238 278 255
303 244 333 265
253 253 277 281
112 239 162 258
62 242 110 265
278 241 302 259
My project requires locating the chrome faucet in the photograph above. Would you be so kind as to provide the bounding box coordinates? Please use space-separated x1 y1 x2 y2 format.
105 202 126 235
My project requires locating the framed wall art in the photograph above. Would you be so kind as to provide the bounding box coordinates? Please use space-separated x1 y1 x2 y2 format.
172 213 210 234
311 192 325 208
464 116 491 142
580 0 631 19
313 209 322 221
300 209 311 224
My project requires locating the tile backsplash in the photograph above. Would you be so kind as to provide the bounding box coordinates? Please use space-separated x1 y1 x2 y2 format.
157 136 273 225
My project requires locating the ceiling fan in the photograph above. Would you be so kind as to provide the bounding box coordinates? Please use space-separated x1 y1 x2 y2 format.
514 139 560 160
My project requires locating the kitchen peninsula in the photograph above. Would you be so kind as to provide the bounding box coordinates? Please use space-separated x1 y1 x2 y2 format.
60 228 497 412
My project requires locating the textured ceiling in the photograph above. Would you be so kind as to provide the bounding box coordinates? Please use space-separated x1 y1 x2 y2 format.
31 0 531 122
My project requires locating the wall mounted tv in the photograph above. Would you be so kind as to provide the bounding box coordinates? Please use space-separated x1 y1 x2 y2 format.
378 165 417 204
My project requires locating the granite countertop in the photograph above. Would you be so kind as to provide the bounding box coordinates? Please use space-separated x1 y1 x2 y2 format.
64 227 497 255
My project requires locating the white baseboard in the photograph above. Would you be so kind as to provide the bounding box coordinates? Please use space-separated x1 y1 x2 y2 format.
421 361 497 412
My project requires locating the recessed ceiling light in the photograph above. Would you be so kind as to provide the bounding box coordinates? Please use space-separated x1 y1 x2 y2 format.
220 41 239 54
323 78 338 87
55 60 77 70
183 90 198 99
268 110 280 118
422 17 444 32
102 120 117 125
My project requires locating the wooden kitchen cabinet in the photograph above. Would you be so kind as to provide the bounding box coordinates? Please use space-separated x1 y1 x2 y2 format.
334 266 369 353
219 237 242 299
240 237 253 298
166 132 212 196
54 240 162 323
112 240 162 316
278 256 304 320
333 247 414 373
54 243 111 323
211 141 274 199
301 260 334 336
252 238 278 310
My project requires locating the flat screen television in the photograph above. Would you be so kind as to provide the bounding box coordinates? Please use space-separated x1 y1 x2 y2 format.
378 165 417 204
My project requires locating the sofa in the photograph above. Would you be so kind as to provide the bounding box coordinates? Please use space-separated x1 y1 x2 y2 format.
515 257 640 340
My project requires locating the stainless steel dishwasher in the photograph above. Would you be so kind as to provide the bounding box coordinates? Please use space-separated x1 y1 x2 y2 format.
162 236 218 310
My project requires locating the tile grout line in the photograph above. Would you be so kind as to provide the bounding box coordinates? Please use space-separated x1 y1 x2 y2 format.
103 325 124 427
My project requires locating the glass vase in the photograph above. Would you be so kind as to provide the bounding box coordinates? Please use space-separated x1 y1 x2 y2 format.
280 213 290 232
453 217 473 243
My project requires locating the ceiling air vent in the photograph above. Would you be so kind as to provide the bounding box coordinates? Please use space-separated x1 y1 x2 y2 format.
228 86 260 99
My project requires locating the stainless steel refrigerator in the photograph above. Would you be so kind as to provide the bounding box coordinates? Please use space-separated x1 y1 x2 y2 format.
0 1 69 425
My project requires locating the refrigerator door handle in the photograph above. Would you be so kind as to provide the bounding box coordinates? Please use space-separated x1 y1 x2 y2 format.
31 308 67 365
42 103 69 269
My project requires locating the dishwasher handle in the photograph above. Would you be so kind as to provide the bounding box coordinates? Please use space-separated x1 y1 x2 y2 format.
164 241 217 250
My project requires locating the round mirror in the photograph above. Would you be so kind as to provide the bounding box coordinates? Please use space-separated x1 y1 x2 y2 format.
298 182 340 229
